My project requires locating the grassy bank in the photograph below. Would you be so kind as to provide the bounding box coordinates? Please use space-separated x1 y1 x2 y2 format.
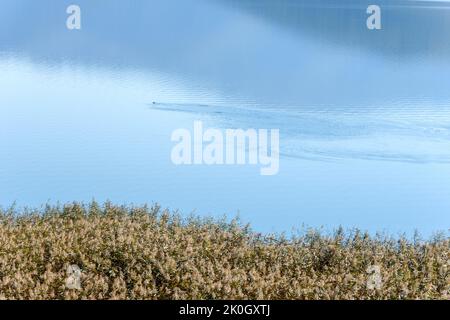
0 202 448 300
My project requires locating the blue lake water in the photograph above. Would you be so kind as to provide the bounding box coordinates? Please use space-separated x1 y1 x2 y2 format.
1 0 450 236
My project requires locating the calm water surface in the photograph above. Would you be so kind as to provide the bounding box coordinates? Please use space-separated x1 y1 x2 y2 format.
1 0 450 236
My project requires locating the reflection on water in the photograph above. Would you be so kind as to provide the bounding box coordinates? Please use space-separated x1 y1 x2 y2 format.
1 0 450 236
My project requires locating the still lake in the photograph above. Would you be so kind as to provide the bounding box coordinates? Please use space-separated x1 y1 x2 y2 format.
1 0 450 236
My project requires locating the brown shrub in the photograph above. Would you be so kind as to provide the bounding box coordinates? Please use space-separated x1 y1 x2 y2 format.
0 202 448 300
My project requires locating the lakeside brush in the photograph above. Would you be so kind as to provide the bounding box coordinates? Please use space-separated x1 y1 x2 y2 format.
0 202 448 300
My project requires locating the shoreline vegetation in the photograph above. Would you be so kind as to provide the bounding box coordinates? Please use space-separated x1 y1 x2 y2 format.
0 202 448 300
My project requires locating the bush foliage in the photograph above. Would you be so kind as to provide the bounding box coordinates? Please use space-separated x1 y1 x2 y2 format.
0 202 448 300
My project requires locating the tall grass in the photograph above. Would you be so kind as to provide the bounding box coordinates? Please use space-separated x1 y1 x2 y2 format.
0 202 448 300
